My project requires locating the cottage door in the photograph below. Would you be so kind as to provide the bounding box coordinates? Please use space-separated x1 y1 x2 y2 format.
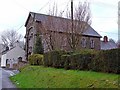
9 59 13 68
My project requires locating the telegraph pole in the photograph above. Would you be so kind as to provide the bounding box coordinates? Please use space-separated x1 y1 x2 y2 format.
71 0 74 50
71 0 73 23
118 1 120 43
71 0 73 33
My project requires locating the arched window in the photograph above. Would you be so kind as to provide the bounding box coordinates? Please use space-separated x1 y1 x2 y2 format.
90 39 95 49
18 57 22 62
81 38 86 48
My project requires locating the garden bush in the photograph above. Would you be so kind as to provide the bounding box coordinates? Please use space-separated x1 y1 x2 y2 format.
28 54 44 65
61 55 71 70
61 50 96 70
44 50 66 68
90 48 120 74
43 48 120 74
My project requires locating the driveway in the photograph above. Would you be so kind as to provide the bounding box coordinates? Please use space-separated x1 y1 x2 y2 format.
0 68 19 89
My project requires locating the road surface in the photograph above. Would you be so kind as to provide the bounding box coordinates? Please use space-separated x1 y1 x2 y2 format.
0 68 18 89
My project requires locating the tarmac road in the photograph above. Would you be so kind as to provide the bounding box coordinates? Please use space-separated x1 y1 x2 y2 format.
0 68 18 90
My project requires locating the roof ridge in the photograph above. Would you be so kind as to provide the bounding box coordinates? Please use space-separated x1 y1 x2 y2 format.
25 12 101 38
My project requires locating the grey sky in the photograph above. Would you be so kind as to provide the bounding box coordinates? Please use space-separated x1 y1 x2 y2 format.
0 0 119 42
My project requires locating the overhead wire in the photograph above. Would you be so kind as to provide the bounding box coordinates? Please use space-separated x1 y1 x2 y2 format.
14 0 52 31
60 0 71 15
99 31 120 36
16 24 24 31
37 0 51 12
11 0 30 12
9 0 118 37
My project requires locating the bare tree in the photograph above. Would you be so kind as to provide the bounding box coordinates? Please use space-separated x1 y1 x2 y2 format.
39 3 65 51
39 1 91 52
1 30 23 48
65 1 91 51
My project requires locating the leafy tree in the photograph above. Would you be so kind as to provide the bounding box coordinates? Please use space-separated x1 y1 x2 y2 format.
33 34 44 54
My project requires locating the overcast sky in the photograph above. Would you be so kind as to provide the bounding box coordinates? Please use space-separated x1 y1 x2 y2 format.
0 0 119 42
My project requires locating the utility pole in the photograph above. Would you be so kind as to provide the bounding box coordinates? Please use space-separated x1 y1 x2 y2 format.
71 0 74 51
118 1 120 42
71 0 73 23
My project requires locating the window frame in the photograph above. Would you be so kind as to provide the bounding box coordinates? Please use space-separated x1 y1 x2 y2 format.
90 39 95 49
81 38 86 48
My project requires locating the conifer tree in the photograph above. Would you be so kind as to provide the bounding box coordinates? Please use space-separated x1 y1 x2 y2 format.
33 33 44 54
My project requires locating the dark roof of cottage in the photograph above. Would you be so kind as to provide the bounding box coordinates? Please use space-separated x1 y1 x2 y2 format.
2 46 15 55
101 41 117 50
1 41 24 55
25 12 102 38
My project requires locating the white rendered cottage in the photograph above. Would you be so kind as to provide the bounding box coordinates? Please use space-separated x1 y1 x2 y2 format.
1 41 25 68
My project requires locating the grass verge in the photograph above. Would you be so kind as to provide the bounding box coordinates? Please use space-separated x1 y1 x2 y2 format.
10 65 119 88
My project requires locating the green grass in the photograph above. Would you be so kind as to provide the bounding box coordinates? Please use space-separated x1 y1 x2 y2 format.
10 65 119 88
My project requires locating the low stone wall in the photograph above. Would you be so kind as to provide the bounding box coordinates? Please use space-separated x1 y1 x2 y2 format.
6 61 28 70
17 61 28 69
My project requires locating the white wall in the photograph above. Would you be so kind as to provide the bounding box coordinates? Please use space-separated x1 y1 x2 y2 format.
1 54 6 67
1 46 25 67
0 44 3 60
6 46 25 62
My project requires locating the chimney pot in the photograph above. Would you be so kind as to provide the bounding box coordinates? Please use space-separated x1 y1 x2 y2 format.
103 36 108 42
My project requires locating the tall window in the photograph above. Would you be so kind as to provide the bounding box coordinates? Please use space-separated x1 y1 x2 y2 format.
90 39 95 49
81 38 86 48
62 38 67 47
61 37 67 50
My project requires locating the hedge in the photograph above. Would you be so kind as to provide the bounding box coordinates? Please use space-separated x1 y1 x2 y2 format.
44 50 66 68
43 49 120 74
90 49 120 74
28 54 44 65
61 50 96 70
28 48 120 74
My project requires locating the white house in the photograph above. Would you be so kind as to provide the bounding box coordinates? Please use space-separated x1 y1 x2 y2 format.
0 44 4 58
0 44 5 65
1 41 26 68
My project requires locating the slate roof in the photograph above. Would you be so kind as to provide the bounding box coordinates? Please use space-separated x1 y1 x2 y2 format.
82 26 102 37
2 47 15 55
101 41 117 50
25 12 102 38
1 41 24 55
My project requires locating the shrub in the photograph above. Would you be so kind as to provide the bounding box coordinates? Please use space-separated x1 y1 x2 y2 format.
44 50 66 68
28 54 44 65
61 50 96 70
61 55 71 70
43 48 120 74
33 33 44 54
90 48 120 74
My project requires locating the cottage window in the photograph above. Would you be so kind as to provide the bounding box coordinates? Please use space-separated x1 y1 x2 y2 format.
29 33 33 39
31 33 33 37
62 38 67 47
28 27 33 39
81 38 86 48
90 40 95 49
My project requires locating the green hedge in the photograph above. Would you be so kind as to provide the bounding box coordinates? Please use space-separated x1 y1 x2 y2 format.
90 49 120 74
44 50 66 68
28 49 120 74
28 54 44 65
61 49 96 70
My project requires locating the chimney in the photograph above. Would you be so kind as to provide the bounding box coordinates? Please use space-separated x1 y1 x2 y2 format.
103 36 108 42
15 40 20 47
